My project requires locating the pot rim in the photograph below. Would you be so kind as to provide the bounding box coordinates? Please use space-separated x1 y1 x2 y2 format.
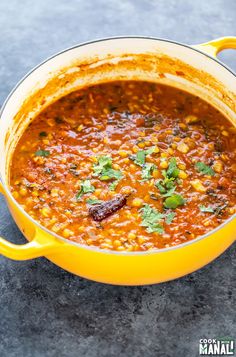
0 35 235 256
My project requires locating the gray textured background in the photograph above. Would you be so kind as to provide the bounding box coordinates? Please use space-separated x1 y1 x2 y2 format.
0 1 235 356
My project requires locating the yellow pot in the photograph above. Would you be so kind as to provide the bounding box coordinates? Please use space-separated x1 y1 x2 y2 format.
0 37 235 285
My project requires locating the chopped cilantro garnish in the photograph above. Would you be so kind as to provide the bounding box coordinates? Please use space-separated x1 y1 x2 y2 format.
199 205 214 213
155 180 167 194
129 147 155 167
35 149 50 157
76 180 95 200
93 156 112 176
109 180 119 191
141 163 156 180
164 194 186 209
129 147 157 181
162 171 176 188
100 168 123 181
132 150 146 166
145 147 156 155
86 198 103 205
139 204 164 234
139 203 178 233
39 131 47 137
165 212 176 224
195 162 215 176
166 157 180 178
155 171 175 196
93 156 123 186
155 158 181 197
161 186 176 198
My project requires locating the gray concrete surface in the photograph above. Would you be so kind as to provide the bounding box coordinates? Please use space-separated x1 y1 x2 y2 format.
0 0 235 356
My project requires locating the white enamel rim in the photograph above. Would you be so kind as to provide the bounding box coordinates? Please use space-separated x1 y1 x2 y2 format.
0 36 235 256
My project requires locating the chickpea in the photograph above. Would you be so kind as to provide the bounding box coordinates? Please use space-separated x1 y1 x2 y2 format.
41 207 51 218
117 246 125 251
212 160 223 173
128 232 136 240
185 115 198 124
100 243 113 250
138 237 146 245
178 163 186 170
113 240 122 248
231 163 236 172
152 169 160 179
178 170 188 179
119 150 128 158
51 189 59 197
190 179 206 193
177 142 190 154
131 198 143 207
138 142 145 148
160 160 168 169
77 124 84 132
47 118 55 127
19 187 27 196
12 191 20 199
153 146 159 153
167 148 174 155
132 145 139 153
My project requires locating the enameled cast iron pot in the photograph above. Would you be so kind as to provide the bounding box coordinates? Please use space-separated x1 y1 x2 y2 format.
0 37 235 285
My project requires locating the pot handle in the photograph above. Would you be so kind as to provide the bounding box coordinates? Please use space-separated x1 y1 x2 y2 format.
192 36 236 58
0 182 64 260
0 230 63 260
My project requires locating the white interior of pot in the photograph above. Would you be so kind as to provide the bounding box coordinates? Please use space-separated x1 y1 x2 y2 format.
0 37 236 187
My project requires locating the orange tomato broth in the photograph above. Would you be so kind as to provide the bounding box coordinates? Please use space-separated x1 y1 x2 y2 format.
10 81 236 251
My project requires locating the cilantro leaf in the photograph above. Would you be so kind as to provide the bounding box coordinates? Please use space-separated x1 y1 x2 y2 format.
164 194 186 209
155 158 181 198
155 176 176 196
100 168 123 181
76 180 95 200
199 205 214 213
129 147 155 167
133 150 146 166
109 180 119 191
165 212 176 224
86 198 103 205
141 163 156 180
148 224 164 234
139 204 164 234
35 149 50 157
39 131 47 137
166 157 179 178
93 156 112 176
162 170 176 187
145 146 156 156
93 156 123 190
155 179 167 194
195 162 215 176
161 186 176 197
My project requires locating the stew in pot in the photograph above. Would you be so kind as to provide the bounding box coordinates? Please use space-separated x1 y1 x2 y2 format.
10 81 236 251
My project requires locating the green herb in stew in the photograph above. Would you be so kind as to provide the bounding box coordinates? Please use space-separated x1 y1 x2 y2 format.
77 180 95 200
195 162 215 176
35 149 50 157
164 194 186 209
